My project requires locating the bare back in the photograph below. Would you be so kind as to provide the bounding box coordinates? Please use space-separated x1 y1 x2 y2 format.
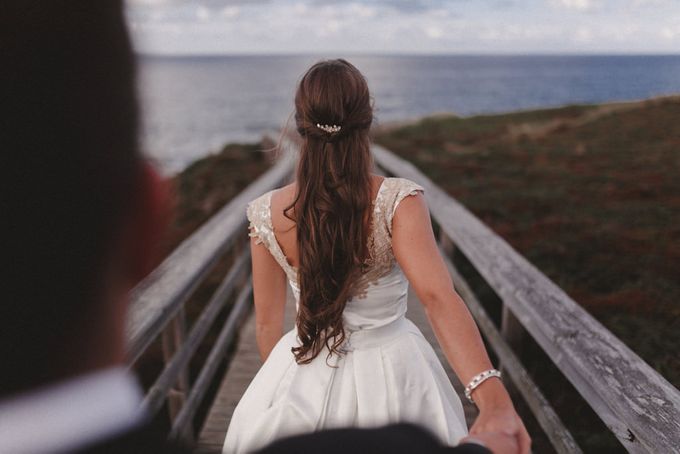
269 174 386 270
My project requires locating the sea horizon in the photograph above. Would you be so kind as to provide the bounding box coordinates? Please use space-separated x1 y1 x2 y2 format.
137 54 680 173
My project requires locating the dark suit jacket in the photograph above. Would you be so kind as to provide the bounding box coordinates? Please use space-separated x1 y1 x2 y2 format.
257 423 491 454
72 422 190 454
71 422 489 454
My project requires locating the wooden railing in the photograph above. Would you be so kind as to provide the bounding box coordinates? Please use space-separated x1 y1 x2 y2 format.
124 140 295 442
124 134 680 452
371 144 680 453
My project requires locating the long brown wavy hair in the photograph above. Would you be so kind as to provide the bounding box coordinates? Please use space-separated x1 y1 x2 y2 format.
286 59 374 364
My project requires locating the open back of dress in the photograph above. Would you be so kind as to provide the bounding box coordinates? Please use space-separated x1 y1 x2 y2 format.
223 177 467 453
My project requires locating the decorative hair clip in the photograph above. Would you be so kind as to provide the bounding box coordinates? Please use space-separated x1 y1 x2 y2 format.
316 123 341 134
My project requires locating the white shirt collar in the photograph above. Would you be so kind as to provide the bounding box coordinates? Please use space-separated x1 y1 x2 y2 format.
0 367 147 454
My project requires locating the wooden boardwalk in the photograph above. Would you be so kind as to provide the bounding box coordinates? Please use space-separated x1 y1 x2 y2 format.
195 287 478 453
129 142 680 453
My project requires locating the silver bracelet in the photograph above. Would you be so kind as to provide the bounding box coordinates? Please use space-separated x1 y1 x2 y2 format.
464 368 502 403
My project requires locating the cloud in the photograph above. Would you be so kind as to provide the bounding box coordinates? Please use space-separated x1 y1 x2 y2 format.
661 24 680 39
196 5 211 20
125 0 680 54
424 25 445 39
308 0 440 13
220 6 240 18
553 0 598 11
631 0 674 5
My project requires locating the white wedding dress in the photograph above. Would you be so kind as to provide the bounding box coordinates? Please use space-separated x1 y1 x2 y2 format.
223 177 468 453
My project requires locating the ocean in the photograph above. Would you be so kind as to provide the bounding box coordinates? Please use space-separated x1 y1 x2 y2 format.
137 54 680 173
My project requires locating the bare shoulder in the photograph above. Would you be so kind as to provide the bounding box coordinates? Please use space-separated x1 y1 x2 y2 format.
391 186 437 276
391 195 431 252
270 182 296 208
278 181 297 194
270 182 297 228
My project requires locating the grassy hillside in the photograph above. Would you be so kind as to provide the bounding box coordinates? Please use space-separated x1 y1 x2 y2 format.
375 95 680 451
160 142 273 256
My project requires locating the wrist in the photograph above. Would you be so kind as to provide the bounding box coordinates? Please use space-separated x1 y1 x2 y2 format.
470 376 512 411
460 436 487 448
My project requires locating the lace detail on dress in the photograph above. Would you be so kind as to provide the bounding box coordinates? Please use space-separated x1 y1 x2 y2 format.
352 178 425 298
246 191 298 283
246 178 424 298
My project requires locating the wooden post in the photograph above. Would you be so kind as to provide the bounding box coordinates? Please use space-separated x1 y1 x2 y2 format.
161 308 192 440
501 303 524 352
499 303 524 398
233 238 249 290
439 230 455 258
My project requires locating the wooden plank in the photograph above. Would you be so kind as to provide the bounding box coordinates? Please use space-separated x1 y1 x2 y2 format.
439 247 581 454
195 287 297 453
405 286 479 426
142 251 251 416
126 148 295 363
372 144 680 453
170 282 254 440
161 308 190 430
499 304 524 386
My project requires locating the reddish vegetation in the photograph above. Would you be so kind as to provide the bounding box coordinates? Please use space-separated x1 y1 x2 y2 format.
160 142 273 257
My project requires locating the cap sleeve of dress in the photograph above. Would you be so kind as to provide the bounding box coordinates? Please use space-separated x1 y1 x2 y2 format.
385 178 425 236
246 191 273 250
246 190 299 284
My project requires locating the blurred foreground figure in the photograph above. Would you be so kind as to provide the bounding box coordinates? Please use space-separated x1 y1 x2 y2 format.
0 1 185 452
0 1 512 453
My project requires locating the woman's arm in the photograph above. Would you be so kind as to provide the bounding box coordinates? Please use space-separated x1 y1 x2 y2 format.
250 235 288 361
392 193 530 454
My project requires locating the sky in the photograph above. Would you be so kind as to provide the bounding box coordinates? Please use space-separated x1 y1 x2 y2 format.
126 0 680 55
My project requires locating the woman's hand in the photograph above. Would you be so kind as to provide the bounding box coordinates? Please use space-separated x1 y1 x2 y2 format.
461 432 519 454
470 403 531 454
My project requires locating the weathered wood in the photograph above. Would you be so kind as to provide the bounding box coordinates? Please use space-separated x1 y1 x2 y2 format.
126 150 295 363
161 321 180 418
499 303 524 379
501 304 524 350
170 282 254 441
161 308 190 426
439 229 455 257
142 251 251 416
439 245 581 454
122 137 297 448
373 144 680 453
195 287 297 453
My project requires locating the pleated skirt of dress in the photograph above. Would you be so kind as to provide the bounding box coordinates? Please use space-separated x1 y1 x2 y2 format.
222 317 468 453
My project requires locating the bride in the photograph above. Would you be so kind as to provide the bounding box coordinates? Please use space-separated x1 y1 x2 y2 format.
223 59 530 453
